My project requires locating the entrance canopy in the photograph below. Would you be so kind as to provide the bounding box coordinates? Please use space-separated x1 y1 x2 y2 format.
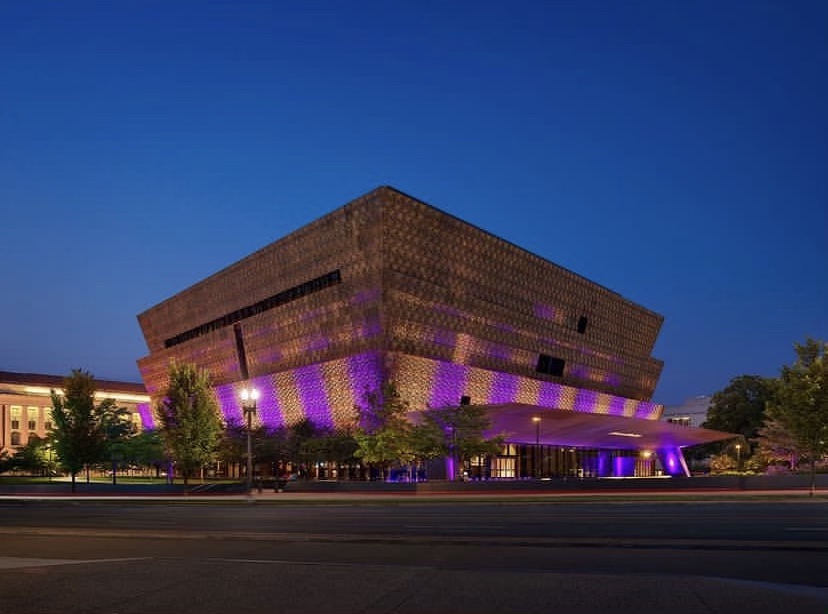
481 403 735 450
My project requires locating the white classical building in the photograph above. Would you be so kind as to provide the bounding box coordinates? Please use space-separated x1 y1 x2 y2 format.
661 395 713 428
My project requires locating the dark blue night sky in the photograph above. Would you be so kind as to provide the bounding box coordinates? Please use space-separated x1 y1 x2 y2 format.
1 1 825 406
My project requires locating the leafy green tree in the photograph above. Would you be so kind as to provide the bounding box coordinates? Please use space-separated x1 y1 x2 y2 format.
156 362 223 486
353 382 414 480
302 426 359 480
50 369 125 492
216 418 248 476
0 450 11 475
768 338 828 495
753 416 801 472
288 417 322 474
102 407 135 484
7 434 50 475
119 429 167 477
420 403 504 480
703 375 777 452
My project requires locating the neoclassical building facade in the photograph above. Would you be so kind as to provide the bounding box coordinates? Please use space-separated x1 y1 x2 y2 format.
0 370 150 456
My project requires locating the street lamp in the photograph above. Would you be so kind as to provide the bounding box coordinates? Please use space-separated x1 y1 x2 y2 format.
735 443 742 472
240 387 259 492
532 416 541 479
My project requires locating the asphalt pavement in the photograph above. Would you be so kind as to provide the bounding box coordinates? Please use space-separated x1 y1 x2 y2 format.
0 495 826 613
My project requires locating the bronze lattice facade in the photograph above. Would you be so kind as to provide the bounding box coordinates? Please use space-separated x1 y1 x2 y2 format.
137 186 665 436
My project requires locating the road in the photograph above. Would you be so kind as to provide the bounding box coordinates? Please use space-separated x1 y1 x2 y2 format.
1 499 827 613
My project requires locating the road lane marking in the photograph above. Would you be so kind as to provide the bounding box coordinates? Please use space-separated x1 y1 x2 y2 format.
784 527 828 532
0 557 149 570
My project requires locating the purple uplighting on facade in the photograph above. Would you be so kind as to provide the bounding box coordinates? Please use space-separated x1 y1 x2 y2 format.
348 351 383 411
295 363 335 429
488 371 519 404
634 401 660 420
433 329 457 347
214 384 244 424
254 377 285 429
533 304 556 320
570 366 589 379
537 381 563 410
360 318 382 339
488 343 512 362
657 447 687 476
351 289 381 305
429 361 468 408
136 402 154 430
613 455 635 477
607 396 627 416
574 388 599 413
306 336 329 352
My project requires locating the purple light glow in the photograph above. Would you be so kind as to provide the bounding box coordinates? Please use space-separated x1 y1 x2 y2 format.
657 447 688 477
306 336 329 352
613 455 635 477
488 371 519 404
433 329 457 347
360 318 382 338
537 381 564 410
574 388 599 413
214 384 244 424
488 343 512 361
295 363 335 429
634 401 660 419
136 402 155 430
254 376 285 429
351 289 381 305
570 366 589 379
533 304 556 320
429 361 468 408
607 396 627 416
348 352 383 421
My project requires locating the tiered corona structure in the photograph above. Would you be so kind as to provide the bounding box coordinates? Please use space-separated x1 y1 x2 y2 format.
137 186 731 478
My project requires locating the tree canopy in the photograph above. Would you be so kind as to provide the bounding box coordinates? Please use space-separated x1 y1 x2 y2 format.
155 362 223 485
419 403 503 479
50 369 126 491
767 338 828 494
703 374 777 443
353 382 413 478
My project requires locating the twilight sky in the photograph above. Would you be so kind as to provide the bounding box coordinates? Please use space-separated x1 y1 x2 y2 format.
1 1 825 407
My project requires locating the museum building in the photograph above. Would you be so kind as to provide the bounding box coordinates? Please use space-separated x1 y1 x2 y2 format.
136 186 732 479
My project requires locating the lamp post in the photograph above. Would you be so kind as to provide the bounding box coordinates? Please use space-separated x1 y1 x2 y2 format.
240 387 259 492
735 443 742 472
532 416 541 479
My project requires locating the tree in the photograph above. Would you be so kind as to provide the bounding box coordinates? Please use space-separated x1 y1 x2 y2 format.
768 338 828 495
753 416 800 472
119 429 167 477
420 403 504 480
155 362 223 486
353 382 414 480
50 369 125 492
703 375 777 451
11 434 51 476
